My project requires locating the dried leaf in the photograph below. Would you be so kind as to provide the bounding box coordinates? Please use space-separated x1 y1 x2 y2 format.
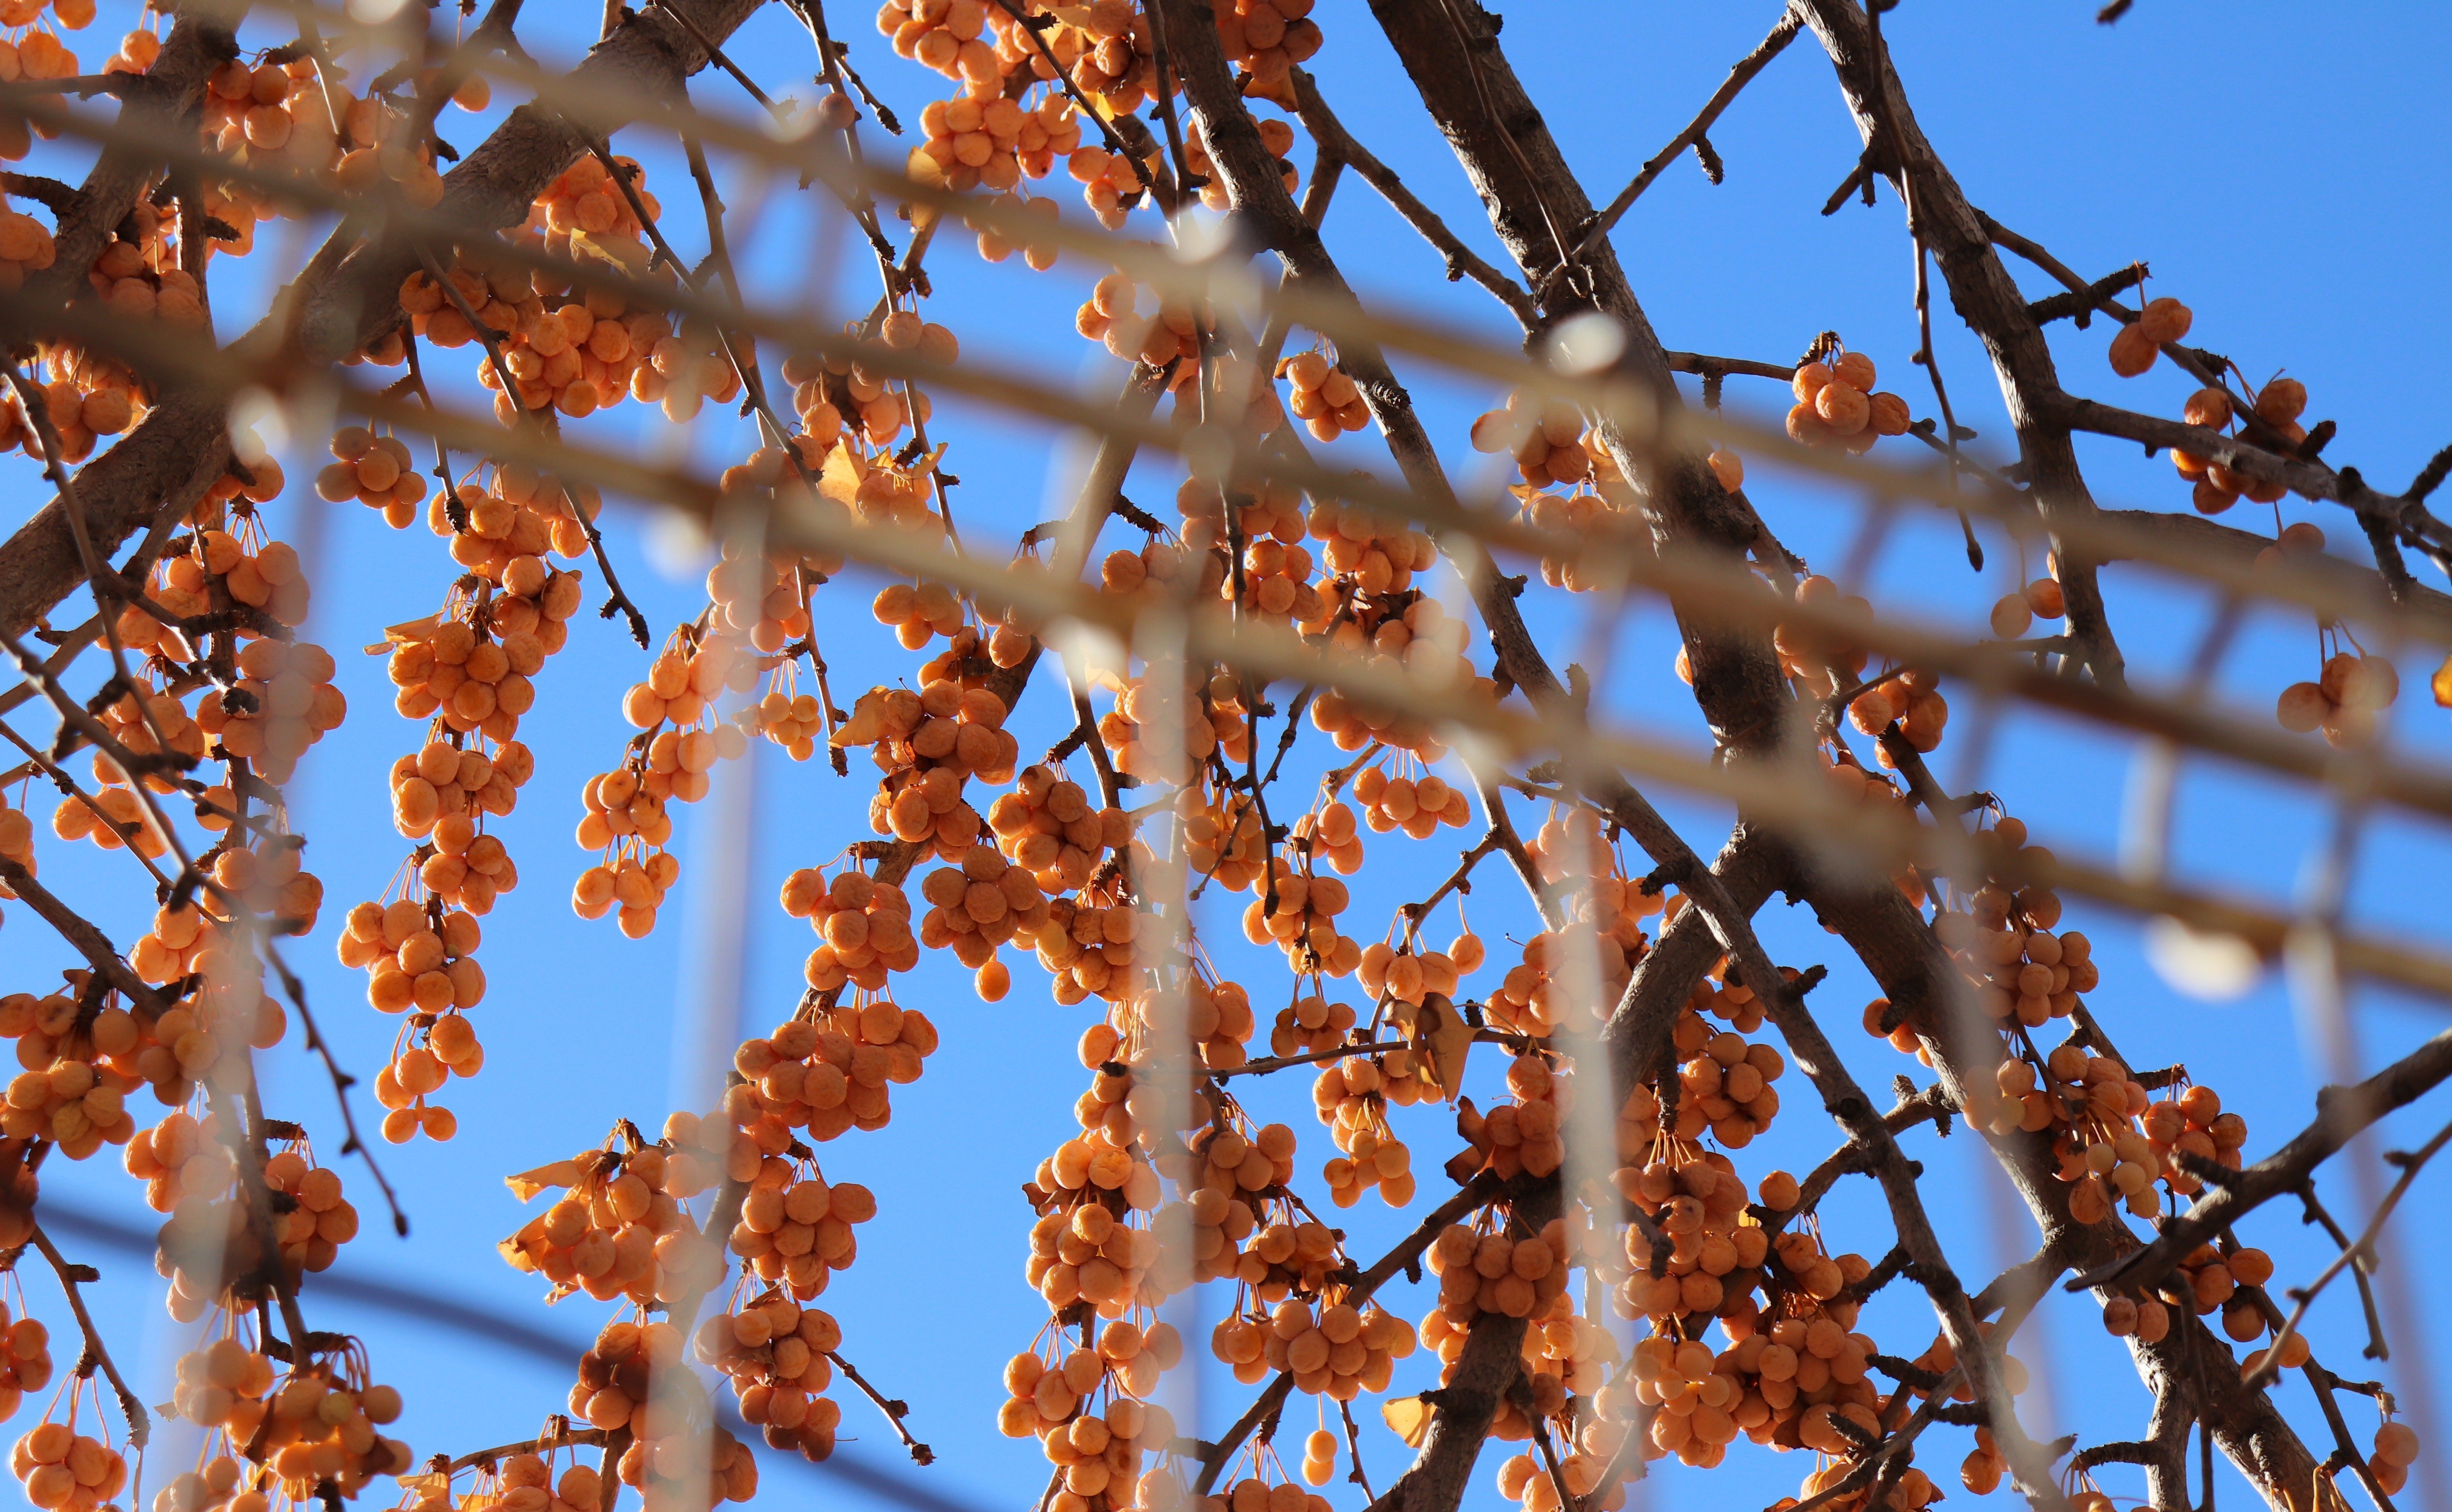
1381 1394 1434 1448
505 1159 580 1201
819 443 868 509
1415 991 1471 1103
376 614 441 651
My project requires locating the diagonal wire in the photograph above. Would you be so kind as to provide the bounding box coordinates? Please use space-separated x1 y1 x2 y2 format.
39 1203 997 1512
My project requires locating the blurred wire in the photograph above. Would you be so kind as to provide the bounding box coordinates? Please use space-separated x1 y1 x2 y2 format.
38 1203 993 1512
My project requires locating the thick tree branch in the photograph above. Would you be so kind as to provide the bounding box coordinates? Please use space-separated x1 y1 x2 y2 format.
1790 0 2126 685
0 0 774 642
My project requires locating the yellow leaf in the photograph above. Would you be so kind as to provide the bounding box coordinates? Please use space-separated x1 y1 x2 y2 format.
569 229 650 271
832 688 886 747
1381 1395 1435 1448
819 443 868 509
1414 992 1472 1103
377 614 441 651
505 1159 580 1201
2431 651 2452 707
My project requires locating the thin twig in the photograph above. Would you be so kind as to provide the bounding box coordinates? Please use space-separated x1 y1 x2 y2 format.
261 939 408 1237
1289 68 1534 331
26 1223 148 1446
827 1348 934 1464
1548 12 1802 293
440 1423 611 1475
416 243 653 647
1336 1397 1376 1504
2244 1116 2452 1391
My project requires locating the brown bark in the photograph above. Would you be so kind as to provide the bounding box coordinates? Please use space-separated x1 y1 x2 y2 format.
1359 0 1793 751
1788 0 2126 685
0 0 770 642
1361 2 2328 1506
21 15 241 316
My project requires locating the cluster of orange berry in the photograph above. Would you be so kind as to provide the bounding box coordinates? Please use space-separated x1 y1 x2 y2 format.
1000 1325 1183 1512
1316 1056 1418 1207
710 505 830 658
1248 1297 1414 1402
383 737 534 894
1480 911 1645 1042
571 770 676 937
725 1152 878 1300
724 998 939 1147
917 840 1055 993
45 764 167 866
313 426 426 527
2372 1421 2422 1496
2277 648 2397 749
1286 798 1361 877
338 896 483 1140
385 594 567 744
1784 349 1912 453
1177 473 1307 556
1357 937 1462 1010
245 1361 412 1500
10 1419 127 1512
360 593 562 1049
1643 1273 1892 1473
970 188 1064 268
781 865 920 997
1188 785 1270 892
1075 275 1205 369
835 658 1023 862
395 1452 602 1512
0 198 57 293
2105 295 2194 377
1022 1082 1169 1315
917 92 1083 195
696 1287 846 1461
1662 1011 1788 1150
76 951 284 1115
2170 379 2308 513
1610 1145 1776 1327
1139 1105 1254 1281
126 1106 238 1214
1305 670 1482 767
1276 991 1358 1058
1303 499 1439 618
1238 856 1362 983
575 1320 759 1508
1472 391 1594 489
1093 539 1227 608
427 467 600 587
210 637 347 787
0 990 141 1156
499 1132 721 1306
168 1328 274 1440
1421 1206 1576 1342
1034 1 1157 118
260 1143 357 1274
788 332 935 454
990 766 1131 895
0 1304 47 1420
1351 762 1470 837
9 351 144 462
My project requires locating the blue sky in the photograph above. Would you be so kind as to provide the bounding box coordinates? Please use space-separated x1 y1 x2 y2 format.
9 5 2452 1512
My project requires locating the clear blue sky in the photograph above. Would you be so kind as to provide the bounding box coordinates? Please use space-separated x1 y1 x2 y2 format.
11 6 2452 1512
